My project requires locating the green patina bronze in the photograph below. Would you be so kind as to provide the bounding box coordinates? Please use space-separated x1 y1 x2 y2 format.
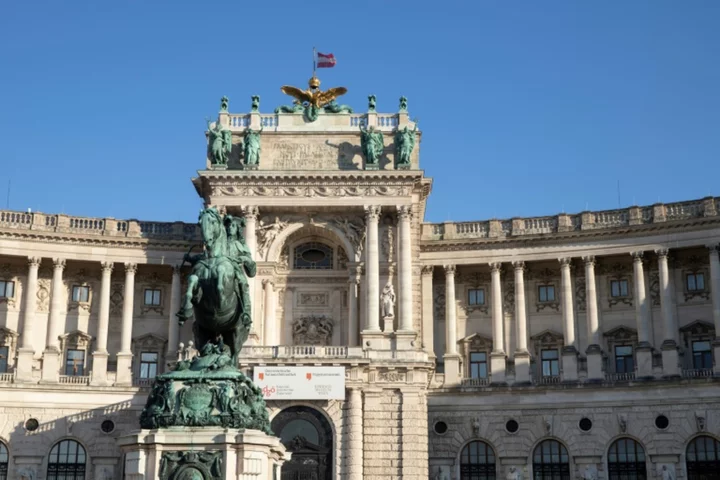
368 94 377 112
394 124 417 169
360 124 384 168
220 96 229 113
206 119 232 166
251 95 260 113
399 96 408 112
323 99 353 114
140 208 271 433
242 126 263 167
160 450 223 480
274 102 304 114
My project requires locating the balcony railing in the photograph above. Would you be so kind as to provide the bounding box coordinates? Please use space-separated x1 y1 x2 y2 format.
461 377 490 387
682 368 714 378
0 372 14 383
59 375 90 385
537 375 562 385
239 345 364 360
604 372 636 382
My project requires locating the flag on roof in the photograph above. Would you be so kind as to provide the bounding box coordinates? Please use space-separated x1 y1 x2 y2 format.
315 51 336 68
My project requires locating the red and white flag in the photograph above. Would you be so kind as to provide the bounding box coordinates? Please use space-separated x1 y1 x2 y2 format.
315 51 336 68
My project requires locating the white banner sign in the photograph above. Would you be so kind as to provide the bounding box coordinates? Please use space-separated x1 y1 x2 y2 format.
254 366 346 400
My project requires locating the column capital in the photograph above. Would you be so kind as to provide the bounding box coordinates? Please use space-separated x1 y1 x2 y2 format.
364 205 381 221
443 264 456 276
262 278 275 288
655 248 670 258
631 251 644 262
421 265 434 276
512 261 525 271
172 264 183 275
52 258 66 270
28 257 42 268
489 262 502 273
100 261 114 274
124 262 138 274
396 205 413 220
582 255 596 266
558 258 573 268
706 244 720 255
241 205 259 219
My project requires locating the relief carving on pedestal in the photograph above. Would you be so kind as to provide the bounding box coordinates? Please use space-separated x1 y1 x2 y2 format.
292 315 333 345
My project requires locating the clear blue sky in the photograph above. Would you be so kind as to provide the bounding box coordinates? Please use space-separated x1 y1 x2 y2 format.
1 1 718 224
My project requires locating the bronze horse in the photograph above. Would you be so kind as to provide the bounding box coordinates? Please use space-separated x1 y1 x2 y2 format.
177 208 256 364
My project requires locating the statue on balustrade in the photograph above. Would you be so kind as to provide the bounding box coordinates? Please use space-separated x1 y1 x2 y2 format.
206 118 232 166
394 124 417 169
359 124 384 168
242 125 263 167
220 96 229 112
399 96 408 112
250 95 260 112
323 99 353 114
140 207 270 433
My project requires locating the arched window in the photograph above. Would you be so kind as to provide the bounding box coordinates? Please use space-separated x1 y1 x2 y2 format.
460 440 496 480
608 438 646 480
533 439 570 480
0 442 7 480
293 242 333 270
687 435 720 480
47 439 86 480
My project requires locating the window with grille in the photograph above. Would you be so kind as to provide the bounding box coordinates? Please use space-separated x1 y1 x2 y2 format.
538 285 556 303
686 273 706 292
687 435 720 480
608 438 646 480
293 242 333 270
460 440 496 480
0 442 7 480
144 288 162 306
615 345 634 374
140 352 158 378
65 350 85 376
692 341 713 370
470 352 488 379
71 285 90 303
532 439 570 480
0 281 14 299
468 288 485 306
610 279 629 298
541 349 560 377
47 439 86 480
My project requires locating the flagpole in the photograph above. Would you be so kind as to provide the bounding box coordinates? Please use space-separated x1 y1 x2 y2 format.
312 46 316 77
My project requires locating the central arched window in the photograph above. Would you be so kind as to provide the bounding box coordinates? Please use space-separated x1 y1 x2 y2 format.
294 242 333 270
533 440 570 480
460 440 496 479
608 438 646 480
687 435 720 480
47 439 86 480
0 442 7 480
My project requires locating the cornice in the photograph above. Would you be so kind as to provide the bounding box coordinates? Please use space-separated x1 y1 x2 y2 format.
196 170 426 182
0 229 197 251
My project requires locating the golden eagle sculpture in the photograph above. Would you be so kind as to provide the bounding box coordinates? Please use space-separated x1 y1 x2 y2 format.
274 76 351 121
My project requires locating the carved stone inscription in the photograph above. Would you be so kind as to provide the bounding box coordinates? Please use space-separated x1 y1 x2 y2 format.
270 141 356 170
298 292 328 307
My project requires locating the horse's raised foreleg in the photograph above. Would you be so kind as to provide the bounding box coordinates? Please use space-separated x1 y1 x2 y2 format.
177 274 199 322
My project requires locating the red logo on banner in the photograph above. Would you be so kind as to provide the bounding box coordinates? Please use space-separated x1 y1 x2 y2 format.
261 386 276 397
258 373 264 381
306 373 312 381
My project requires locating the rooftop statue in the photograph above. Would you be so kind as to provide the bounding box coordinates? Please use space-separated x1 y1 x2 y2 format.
394 124 418 169
277 75 348 122
359 124 384 168
220 96 229 113
242 125 263 168
140 207 270 432
206 118 232 166
250 95 260 112
399 96 408 112
323 99 353 114
368 94 377 112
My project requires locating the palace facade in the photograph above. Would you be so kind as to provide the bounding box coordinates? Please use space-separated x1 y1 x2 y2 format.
0 89 719 480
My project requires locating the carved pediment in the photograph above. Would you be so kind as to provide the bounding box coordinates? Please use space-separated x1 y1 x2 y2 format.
460 333 493 353
292 315 333 346
132 333 168 351
531 329 564 346
59 330 93 350
679 320 715 337
0 327 18 347
603 326 638 342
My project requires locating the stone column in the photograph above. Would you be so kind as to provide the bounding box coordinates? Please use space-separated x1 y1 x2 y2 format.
262 279 276 346
348 268 361 347
40 258 66 383
583 256 603 381
443 265 460 385
559 258 578 381
707 245 720 374
362 206 382 347
166 265 182 365
396 206 415 348
513 261 530 384
16 256 41 382
116 263 137 386
91 262 113 385
632 252 653 378
243 206 260 344
420 266 434 358
489 263 506 384
346 387 363 480
656 249 679 376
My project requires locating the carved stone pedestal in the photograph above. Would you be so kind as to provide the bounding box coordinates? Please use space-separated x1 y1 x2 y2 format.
395 330 416 350
40 348 60 383
514 351 531 385
586 345 604 382
361 330 387 350
661 342 680 377
382 315 394 333
118 428 289 480
636 344 654 379
561 347 578 382
489 352 507 385
14 348 35 383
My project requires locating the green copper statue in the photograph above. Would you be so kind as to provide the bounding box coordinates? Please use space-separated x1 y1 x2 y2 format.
242 126 263 167
368 94 377 112
251 95 260 112
274 102 304 114
399 96 408 112
140 207 271 433
360 124 384 167
206 119 232 166
220 96 229 113
323 99 353 114
394 124 417 168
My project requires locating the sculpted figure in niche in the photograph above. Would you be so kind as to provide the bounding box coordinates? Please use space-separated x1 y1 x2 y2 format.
242 125 263 167
580 465 597 480
381 283 396 318
206 118 232 166
659 465 675 480
359 124 384 166
506 466 523 480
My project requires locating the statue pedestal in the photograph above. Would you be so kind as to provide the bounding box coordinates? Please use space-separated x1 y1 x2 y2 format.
118 428 289 480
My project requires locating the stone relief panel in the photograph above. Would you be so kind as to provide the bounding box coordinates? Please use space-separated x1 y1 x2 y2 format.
292 315 333 345
36 278 51 313
297 292 328 307
109 283 124 315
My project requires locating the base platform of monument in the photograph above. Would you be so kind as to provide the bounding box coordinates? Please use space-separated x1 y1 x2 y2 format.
118 427 289 480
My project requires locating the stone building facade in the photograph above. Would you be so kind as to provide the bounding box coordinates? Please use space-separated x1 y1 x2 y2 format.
0 90 718 479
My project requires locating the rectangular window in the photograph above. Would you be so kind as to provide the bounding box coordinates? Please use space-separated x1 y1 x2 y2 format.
144 289 162 306
71 285 90 303
140 352 159 378
467 288 485 306
692 341 712 370
541 349 560 377
686 273 706 292
538 285 556 303
0 280 14 299
65 349 85 376
0 346 8 373
469 352 488 379
610 279 629 298
615 345 634 373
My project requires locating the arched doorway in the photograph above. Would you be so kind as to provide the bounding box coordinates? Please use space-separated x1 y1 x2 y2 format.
272 406 333 480
687 435 720 480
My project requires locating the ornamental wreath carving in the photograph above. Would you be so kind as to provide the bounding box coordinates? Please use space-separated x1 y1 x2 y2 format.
292 315 333 345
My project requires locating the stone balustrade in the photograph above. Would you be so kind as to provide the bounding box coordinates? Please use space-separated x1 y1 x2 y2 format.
422 197 719 241
222 110 410 133
238 345 364 360
0 210 200 241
